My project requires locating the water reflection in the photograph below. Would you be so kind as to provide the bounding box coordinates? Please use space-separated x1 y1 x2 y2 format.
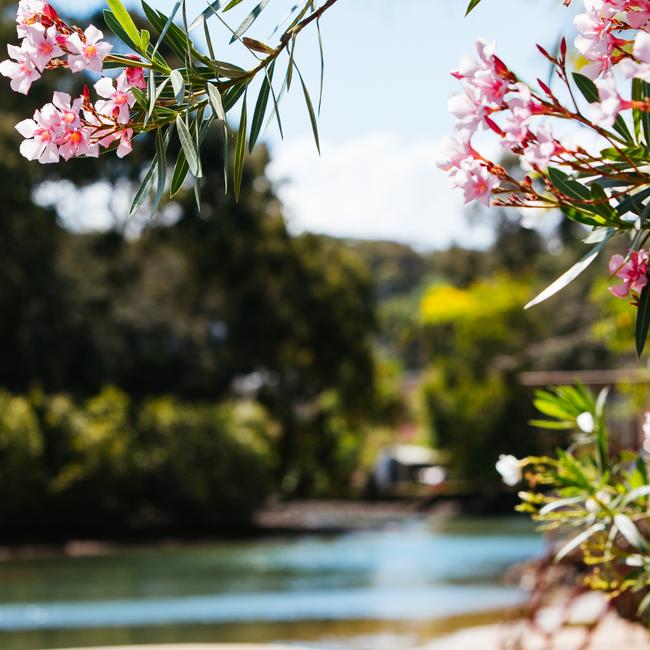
0 517 544 649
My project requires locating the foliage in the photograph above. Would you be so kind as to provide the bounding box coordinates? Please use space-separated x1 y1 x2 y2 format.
1 0 337 212
514 385 650 616
444 0 650 621
0 387 273 533
442 1 650 353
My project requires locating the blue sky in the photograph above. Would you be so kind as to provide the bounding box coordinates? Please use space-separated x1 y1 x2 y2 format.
53 0 573 248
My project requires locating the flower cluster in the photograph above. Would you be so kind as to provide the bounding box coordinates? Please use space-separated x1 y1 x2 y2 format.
441 0 650 325
0 1 112 95
0 2 146 163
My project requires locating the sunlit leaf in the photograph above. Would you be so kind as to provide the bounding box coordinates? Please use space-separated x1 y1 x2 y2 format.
176 115 201 177
233 91 248 201
525 232 614 309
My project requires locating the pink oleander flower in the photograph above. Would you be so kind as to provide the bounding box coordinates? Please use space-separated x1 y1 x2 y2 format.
498 84 535 149
523 124 562 169
574 0 620 78
116 128 133 158
15 103 60 163
449 39 514 137
97 127 134 159
125 66 146 90
66 25 112 74
454 158 500 207
58 125 98 160
453 39 510 105
94 72 136 124
619 31 650 82
16 0 46 37
436 137 475 171
22 24 63 71
591 74 631 127
448 89 488 137
0 44 41 94
52 91 81 128
609 250 649 298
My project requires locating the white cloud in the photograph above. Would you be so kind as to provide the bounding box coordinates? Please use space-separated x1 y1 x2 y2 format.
267 132 494 251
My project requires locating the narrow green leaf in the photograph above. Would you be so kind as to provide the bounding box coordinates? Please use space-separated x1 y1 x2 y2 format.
615 514 649 551
525 232 613 309
222 122 229 195
223 0 246 10
150 0 181 58
233 92 247 201
106 0 141 48
316 17 325 114
140 29 150 51
636 283 650 356
170 69 185 104
153 127 168 215
190 0 223 31
555 523 606 561
170 115 213 197
286 36 296 90
573 72 634 143
249 61 275 152
142 2 207 64
103 10 132 49
207 83 226 121
229 0 272 44
548 166 591 202
295 66 320 154
129 156 158 216
176 115 201 177
572 72 599 103
465 0 482 14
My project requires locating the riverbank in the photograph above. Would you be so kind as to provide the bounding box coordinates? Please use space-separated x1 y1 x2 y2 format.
0 500 460 561
44 613 650 650
425 613 650 649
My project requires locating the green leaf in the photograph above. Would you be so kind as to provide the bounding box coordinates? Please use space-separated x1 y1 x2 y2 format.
465 0 482 14
249 61 275 152
295 66 320 154
222 80 248 112
207 83 226 121
548 167 591 202
106 0 141 49
572 72 599 103
525 232 613 309
589 183 617 222
636 283 650 356
223 0 246 10
176 115 201 177
170 69 185 104
140 28 150 51
572 72 634 143
103 10 133 48
222 122 229 195
233 92 248 202
153 127 169 215
170 115 213 197
142 2 206 64
615 514 649 551
229 0 272 44
316 17 325 114
555 522 606 561
129 156 158 216
190 0 224 31
150 0 181 58
616 186 650 218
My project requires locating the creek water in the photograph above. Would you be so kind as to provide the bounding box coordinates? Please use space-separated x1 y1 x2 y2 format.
0 516 544 650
